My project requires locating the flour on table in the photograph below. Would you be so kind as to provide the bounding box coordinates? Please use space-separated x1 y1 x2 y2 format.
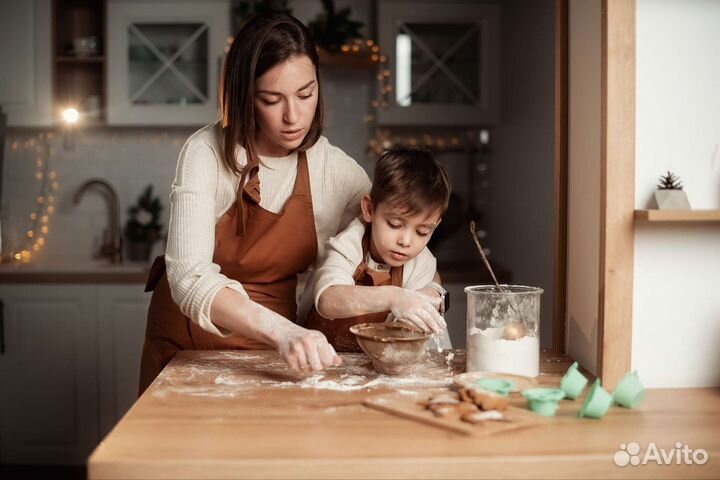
152 351 464 398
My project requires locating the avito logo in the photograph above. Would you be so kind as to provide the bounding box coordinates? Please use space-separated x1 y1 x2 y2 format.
614 442 709 467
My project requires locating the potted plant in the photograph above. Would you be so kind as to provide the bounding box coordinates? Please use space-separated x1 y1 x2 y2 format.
307 0 364 52
124 185 164 262
653 171 691 209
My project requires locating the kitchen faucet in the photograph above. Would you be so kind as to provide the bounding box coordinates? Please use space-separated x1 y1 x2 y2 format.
73 178 123 264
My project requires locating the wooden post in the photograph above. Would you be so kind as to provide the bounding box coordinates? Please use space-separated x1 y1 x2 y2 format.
553 0 569 354
598 0 636 389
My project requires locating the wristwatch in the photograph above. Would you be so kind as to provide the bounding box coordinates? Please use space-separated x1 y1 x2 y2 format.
426 282 450 314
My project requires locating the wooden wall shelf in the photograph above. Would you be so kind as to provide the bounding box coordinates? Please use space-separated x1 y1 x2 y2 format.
634 209 720 223
56 55 105 64
317 48 378 71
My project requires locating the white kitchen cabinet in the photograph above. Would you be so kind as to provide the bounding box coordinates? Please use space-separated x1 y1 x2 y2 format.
0 285 98 465
107 0 230 125
0 283 150 465
97 285 149 439
0 0 53 126
377 0 500 126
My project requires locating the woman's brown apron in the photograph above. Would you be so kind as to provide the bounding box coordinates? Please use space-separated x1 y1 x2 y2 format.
138 151 316 395
305 230 403 352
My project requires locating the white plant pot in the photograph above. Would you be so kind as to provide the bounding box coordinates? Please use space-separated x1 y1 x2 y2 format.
653 190 691 210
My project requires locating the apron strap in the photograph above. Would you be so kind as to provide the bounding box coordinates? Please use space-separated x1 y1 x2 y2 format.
235 151 307 236
144 255 167 292
236 157 261 236
389 263 403 287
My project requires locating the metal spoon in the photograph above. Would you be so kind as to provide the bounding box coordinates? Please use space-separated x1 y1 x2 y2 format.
469 221 521 319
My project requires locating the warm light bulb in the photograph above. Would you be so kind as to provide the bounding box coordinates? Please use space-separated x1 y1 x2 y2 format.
63 108 80 124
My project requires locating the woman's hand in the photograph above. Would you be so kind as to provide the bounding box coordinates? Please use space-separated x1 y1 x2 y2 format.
274 324 342 372
210 288 341 373
388 289 446 334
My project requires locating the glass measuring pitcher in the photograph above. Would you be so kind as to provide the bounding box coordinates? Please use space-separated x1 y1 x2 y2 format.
465 285 543 377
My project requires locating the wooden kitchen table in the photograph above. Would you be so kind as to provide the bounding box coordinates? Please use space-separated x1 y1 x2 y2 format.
88 350 719 479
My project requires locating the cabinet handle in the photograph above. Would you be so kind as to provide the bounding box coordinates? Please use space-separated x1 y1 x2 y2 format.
0 299 4 354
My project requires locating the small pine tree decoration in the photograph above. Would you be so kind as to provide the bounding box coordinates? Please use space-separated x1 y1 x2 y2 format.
653 171 690 210
124 185 163 245
657 171 684 190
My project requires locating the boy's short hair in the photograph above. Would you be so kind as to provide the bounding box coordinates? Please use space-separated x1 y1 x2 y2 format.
370 148 451 216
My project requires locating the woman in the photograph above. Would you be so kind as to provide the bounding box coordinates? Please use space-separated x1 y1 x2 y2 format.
138 12 372 395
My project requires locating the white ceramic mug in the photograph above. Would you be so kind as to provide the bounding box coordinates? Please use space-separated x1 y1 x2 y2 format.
73 36 98 55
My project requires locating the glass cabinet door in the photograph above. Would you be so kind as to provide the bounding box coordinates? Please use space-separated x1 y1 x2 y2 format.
127 23 209 106
107 1 228 126
378 2 500 126
395 22 480 107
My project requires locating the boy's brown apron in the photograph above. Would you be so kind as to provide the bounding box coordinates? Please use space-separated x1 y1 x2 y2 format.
138 151 316 395
305 231 403 352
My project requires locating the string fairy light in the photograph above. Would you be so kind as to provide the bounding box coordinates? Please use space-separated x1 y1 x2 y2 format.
368 128 480 157
333 38 393 124
7 132 58 263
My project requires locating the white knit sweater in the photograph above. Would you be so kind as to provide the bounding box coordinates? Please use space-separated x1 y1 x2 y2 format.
164 123 371 336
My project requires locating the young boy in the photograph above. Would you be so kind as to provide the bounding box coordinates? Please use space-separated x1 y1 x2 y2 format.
305 148 452 352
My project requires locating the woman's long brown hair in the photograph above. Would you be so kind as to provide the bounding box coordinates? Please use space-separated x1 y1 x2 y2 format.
219 12 324 175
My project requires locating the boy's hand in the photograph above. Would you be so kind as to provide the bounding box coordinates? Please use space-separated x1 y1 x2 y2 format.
388 289 446 334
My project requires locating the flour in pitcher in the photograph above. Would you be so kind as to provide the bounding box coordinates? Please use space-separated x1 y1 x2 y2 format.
467 326 539 377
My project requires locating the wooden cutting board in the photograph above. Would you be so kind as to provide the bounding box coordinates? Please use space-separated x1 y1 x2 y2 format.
364 391 546 436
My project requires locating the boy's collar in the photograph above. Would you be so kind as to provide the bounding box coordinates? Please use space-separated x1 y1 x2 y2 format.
364 251 391 272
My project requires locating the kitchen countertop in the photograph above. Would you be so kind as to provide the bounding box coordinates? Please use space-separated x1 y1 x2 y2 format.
88 350 719 479
0 259 150 283
0 259 487 285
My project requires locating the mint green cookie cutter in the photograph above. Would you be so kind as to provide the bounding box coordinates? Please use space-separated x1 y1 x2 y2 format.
560 361 589 400
521 388 565 416
613 371 645 408
578 379 613 419
475 378 516 397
